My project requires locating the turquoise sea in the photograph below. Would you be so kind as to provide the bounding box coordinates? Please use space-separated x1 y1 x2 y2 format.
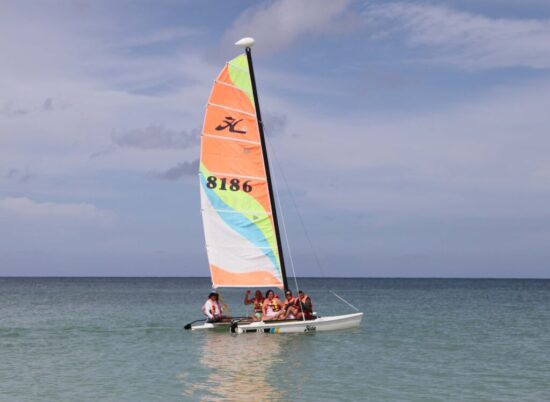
1 278 549 401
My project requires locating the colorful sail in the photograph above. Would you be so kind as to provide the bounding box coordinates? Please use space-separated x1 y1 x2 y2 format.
199 54 283 288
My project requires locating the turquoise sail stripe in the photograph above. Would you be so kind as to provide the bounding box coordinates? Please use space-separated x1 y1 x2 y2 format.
200 172 281 275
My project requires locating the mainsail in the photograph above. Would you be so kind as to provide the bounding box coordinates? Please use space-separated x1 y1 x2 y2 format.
200 50 286 289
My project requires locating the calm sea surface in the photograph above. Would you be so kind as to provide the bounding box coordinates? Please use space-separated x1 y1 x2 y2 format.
1 278 549 401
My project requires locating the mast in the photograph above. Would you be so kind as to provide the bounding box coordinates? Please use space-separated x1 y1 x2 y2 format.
242 43 289 291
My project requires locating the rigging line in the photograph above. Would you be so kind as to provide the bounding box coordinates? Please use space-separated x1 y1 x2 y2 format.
272 178 306 322
269 156 299 290
264 136 358 313
217 290 230 315
264 139 326 281
330 290 360 312
265 139 305 322
264 140 328 278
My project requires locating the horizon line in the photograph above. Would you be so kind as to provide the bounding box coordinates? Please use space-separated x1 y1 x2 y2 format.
1 276 549 280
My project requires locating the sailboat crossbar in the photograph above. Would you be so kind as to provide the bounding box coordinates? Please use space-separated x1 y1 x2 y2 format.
226 62 250 75
215 80 253 96
201 208 271 216
211 284 282 289
202 133 260 146
208 102 255 118
205 245 274 250
205 171 267 181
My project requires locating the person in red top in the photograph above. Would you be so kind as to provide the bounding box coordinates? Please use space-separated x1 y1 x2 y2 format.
244 289 264 321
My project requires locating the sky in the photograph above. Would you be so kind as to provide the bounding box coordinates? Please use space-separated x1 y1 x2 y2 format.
2 0 550 277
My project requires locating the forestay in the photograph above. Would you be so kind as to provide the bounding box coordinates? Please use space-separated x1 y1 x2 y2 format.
200 54 284 289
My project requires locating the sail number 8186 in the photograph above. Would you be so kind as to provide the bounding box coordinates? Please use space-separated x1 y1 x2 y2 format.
206 176 252 192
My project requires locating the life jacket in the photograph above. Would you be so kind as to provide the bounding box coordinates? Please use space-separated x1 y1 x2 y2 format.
283 297 298 309
253 297 264 312
268 299 281 312
299 295 312 313
209 301 220 316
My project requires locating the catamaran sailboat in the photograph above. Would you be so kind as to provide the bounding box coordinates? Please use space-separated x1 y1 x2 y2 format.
188 37 363 333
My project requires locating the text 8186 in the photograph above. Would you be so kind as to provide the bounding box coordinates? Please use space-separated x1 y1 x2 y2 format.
206 176 252 193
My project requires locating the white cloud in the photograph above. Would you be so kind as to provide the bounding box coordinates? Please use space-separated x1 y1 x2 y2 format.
112 125 200 150
152 159 199 180
222 0 353 55
0 13 211 185
2 0 550 276
363 2 550 69
0 197 114 225
268 76 550 219
112 27 198 48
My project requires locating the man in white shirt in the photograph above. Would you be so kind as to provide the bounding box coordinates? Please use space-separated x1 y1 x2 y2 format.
202 292 223 322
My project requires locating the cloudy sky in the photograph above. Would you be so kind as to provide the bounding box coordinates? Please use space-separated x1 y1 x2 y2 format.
2 0 550 277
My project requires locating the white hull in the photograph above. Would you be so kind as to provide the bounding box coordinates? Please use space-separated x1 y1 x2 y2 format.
190 321 232 331
190 312 363 333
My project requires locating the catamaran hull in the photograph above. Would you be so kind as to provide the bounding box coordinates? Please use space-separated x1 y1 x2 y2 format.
190 313 363 333
236 312 363 334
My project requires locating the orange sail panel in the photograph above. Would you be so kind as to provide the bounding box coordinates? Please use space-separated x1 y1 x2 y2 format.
200 54 283 289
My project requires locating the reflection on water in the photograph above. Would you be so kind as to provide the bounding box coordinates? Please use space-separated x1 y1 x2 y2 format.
181 332 294 401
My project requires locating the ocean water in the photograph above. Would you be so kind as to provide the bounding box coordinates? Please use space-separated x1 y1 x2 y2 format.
1 278 549 401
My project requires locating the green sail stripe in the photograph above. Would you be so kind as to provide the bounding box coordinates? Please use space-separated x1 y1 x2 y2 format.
228 55 254 105
200 162 279 262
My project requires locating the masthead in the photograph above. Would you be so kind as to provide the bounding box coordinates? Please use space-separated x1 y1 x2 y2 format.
235 37 255 48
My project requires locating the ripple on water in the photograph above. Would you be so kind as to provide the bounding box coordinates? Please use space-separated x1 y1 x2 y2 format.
1 278 550 401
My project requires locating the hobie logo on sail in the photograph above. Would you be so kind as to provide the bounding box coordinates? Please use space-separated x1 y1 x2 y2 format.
215 116 247 134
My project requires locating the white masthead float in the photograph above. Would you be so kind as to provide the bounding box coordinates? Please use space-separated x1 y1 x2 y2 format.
186 38 363 333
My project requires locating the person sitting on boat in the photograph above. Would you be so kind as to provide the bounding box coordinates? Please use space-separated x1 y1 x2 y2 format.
202 292 223 323
281 290 300 319
296 290 314 320
244 289 264 321
262 289 284 320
